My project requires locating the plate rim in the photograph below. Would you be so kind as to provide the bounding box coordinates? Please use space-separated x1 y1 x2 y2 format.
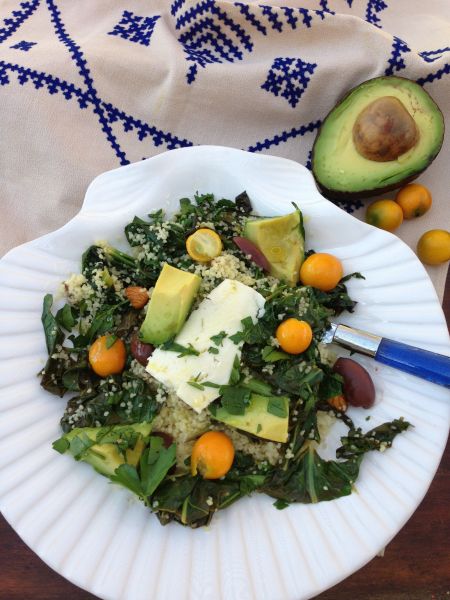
1 145 449 600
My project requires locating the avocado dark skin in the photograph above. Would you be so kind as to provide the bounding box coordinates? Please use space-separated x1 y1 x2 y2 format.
311 76 445 202
314 170 422 202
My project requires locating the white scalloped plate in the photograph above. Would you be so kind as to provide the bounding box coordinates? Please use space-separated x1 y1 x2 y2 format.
0 146 449 600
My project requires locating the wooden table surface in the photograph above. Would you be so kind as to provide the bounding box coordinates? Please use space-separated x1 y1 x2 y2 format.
1 269 449 600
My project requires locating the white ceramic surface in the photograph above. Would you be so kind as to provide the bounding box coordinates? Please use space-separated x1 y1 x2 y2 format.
0 146 449 600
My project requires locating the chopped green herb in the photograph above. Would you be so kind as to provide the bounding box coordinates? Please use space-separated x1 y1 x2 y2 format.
188 381 205 391
267 397 288 419
210 331 227 346
105 334 118 349
161 342 200 357
220 386 251 415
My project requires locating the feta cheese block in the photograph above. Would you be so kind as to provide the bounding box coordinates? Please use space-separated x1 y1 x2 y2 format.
146 279 265 413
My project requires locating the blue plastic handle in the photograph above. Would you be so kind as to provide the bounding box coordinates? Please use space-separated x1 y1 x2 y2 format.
375 338 450 388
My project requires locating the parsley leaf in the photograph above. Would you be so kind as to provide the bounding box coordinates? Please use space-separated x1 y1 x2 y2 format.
161 342 200 357
208 346 219 355
267 396 288 418
220 386 251 415
41 294 64 356
228 354 241 385
210 331 227 346
242 378 272 396
52 437 69 454
188 381 205 390
105 334 118 349
55 304 78 331
140 437 177 497
110 464 143 496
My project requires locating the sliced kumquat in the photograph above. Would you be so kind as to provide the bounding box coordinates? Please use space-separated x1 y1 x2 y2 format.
186 228 223 263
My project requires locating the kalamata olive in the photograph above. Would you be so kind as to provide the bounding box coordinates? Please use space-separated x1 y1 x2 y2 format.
233 236 271 272
130 333 153 366
332 357 375 409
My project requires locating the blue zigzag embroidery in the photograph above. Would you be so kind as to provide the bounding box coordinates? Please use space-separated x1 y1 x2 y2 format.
0 0 40 44
171 0 253 84
419 47 450 63
0 0 193 164
259 5 283 32
305 149 312 171
234 3 330 34
261 57 317 108
334 196 364 214
171 1 333 84
108 10 160 47
10 40 36 51
365 0 387 28
247 118 321 152
416 63 450 86
0 59 193 149
318 0 335 15
385 36 410 75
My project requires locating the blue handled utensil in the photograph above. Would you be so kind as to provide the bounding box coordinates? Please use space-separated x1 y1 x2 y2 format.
322 323 450 388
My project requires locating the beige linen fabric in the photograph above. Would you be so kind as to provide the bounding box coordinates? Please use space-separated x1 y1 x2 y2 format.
0 0 448 298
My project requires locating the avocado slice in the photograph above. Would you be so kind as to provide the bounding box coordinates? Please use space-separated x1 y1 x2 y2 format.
55 422 152 477
212 394 289 443
243 210 304 286
312 76 444 200
140 263 201 345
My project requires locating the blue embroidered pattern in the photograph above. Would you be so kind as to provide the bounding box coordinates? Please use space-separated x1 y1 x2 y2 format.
247 118 321 152
234 3 267 35
259 5 283 32
0 0 40 44
305 149 312 171
10 40 36 51
172 0 254 83
318 0 335 15
235 3 330 33
0 0 192 164
419 47 450 63
108 11 160 47
261 57 317 108
0 0 449 191
334 197 364 213
416 63 450 86
385 36 410 75
365 0 387 28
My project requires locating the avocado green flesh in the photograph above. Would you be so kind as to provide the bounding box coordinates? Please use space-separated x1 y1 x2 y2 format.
312 76 444 196
243 211 304 286
140 263 201 345
63 422 152 477
212 394 289 443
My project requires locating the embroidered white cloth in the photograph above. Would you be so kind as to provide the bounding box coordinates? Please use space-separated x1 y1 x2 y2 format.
0 0 448 298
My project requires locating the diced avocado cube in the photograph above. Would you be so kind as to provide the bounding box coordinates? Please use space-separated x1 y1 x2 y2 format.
140 263 201 345
212 394 289 443
243 211 304 286
56 422 152 478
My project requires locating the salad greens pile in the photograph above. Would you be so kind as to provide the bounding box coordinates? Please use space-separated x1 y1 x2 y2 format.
41 192 410 528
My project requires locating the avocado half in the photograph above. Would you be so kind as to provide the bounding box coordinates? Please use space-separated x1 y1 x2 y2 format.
311 76 445 200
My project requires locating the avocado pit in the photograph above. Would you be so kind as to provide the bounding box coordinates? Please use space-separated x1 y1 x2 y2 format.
352 96 418 162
